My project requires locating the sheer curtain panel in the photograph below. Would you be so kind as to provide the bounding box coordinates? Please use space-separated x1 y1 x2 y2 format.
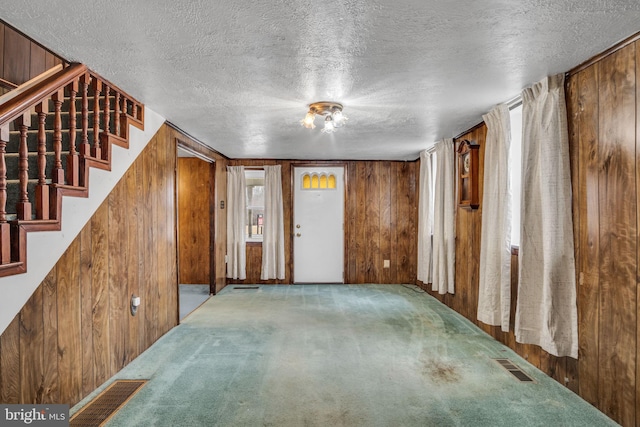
226 166 246 280
432 138 456 294
515 74 578 358
261 165 285 280
417 150 434 284
477 104 512 332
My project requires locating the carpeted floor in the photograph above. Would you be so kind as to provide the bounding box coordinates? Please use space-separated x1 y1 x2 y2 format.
72 284 617 426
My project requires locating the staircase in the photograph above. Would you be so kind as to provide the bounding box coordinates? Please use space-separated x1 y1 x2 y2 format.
0 63 144 277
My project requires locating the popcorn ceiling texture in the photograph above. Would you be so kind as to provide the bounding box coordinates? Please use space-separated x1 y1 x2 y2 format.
2 0 640 160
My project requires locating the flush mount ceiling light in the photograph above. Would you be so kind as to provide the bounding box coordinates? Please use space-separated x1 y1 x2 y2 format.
301 101 348 134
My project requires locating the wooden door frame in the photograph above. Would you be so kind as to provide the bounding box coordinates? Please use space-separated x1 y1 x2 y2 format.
175 139 217 296
291 162 348 283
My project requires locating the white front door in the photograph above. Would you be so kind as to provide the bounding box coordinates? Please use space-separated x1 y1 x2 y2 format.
293 166 344 283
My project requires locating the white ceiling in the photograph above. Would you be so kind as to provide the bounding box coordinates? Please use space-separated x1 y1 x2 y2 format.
2 1 640 160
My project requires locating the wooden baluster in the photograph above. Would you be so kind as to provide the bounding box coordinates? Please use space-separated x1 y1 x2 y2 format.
103 84 110 135
91 79 102 159
16 113 32 221
52 89 64 185
66 81 79 186
0 125 10 263
35 101 49 220
80 73 91 157
114 92 121 138
132 102 137 121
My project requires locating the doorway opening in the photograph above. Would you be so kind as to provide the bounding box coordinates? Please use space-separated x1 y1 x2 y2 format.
176 145 215 320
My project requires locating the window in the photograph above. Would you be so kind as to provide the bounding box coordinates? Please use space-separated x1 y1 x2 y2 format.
509 103 523 247
245 169 264 242
301 172 337 190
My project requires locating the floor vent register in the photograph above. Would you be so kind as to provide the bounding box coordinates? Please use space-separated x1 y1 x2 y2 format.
70 380 147 426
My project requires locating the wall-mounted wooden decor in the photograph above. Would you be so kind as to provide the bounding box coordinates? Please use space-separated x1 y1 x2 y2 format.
457 139 480 209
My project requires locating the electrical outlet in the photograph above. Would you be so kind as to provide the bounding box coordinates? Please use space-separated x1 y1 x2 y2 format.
383 259 390 268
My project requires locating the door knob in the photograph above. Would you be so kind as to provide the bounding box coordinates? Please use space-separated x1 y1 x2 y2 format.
296 233 301 237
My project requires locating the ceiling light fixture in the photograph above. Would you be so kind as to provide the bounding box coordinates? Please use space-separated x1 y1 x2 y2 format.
301 101 348 134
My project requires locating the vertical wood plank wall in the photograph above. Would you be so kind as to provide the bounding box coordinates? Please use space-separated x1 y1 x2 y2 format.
177 157 211 284
227 159 418 284
0 21 63 93
419 39 640 427
0 123 179 406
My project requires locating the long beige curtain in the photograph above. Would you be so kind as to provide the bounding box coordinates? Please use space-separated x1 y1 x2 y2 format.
417 150 434 284
477 104 512 332
226 166 246 280
261 165 285 280
432 138 455 294
515 74 578 358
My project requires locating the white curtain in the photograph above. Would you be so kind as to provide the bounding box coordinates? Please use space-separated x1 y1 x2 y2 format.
226 166 246 280
417 150 434 284
261 165 285 280
515 74 578 358
477 104 512 332
432 138 456 294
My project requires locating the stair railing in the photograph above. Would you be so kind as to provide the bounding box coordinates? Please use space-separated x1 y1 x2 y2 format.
0 62 144 276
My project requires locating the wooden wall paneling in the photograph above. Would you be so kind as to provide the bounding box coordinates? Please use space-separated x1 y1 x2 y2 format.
208 161 216 294
29 42 46 80
636 39 640 425
214 158 228 292
3 26 30 85
108 179 128 375
564 72 580 393
177 158 211 284
355 162 367 284
597 44 637 426
135 160 147 353
156 126 170 334
167 136 178 326
345 161 357 282
19 286 43 403
282 161 292 283
41 269 59 403
395 163 412 284
365 162 380 283
388 162 398 283
0 316 20 403
379 162 391 283
143 133 159 344
125 165 140 364
406 162 418 283
79 225 94 396
567 63 600 406
573 63 600 405
57 239 82 405
91 202 110 387
44 51 56 70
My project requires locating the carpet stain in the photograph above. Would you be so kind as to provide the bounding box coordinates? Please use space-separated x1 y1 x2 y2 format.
425 361 461 384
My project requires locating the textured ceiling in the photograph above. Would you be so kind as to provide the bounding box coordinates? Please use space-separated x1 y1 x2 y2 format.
2 1 640 160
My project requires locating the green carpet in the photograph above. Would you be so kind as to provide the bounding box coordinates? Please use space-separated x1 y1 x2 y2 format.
72 284 616 426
